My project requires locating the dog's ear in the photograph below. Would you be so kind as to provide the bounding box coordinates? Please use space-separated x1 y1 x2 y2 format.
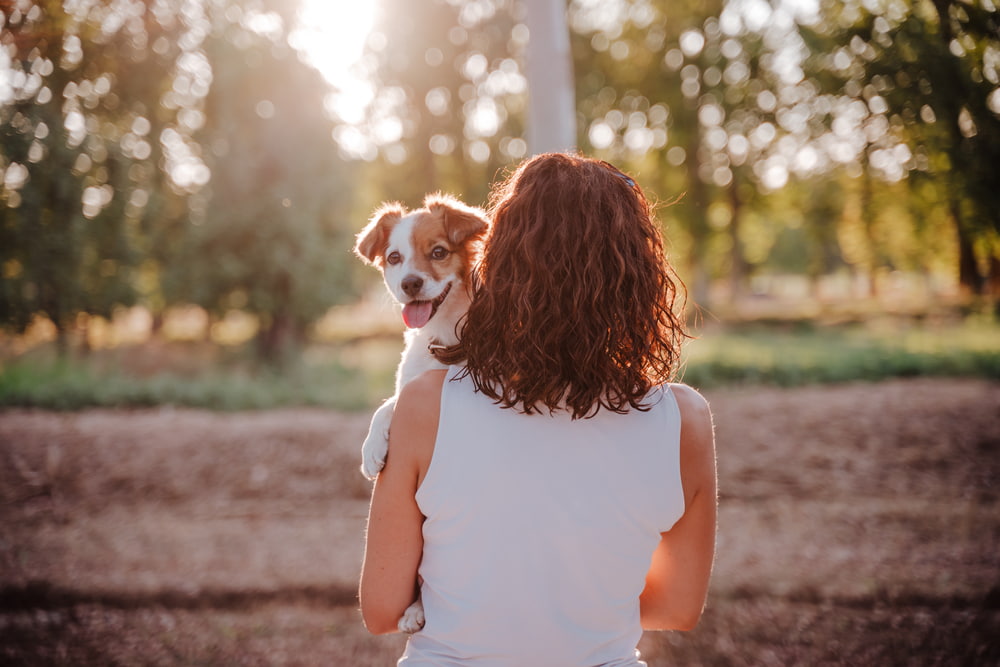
425 193 488 246
355 203 406 265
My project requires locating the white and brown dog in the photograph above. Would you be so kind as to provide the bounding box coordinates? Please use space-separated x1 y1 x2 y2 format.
354 194 487 633
354 193 488 481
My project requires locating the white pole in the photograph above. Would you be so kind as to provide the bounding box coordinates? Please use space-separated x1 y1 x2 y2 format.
524 0 576 155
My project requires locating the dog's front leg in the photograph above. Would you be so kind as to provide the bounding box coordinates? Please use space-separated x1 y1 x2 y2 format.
361 395 396 479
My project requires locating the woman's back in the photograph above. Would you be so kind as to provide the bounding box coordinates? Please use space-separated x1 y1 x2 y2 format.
400 367 685 667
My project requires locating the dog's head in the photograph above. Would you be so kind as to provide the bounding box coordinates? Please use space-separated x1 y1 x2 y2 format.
355 193 488 329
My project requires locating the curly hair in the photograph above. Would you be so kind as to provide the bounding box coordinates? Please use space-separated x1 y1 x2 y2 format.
435 152 689 419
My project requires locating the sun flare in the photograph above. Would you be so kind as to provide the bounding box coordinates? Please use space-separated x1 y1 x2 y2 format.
291 0 377 123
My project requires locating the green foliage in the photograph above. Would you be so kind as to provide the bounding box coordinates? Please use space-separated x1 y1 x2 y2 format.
0 0 175 339
799 0 1000 293
0 0 364 361
569 0 730 302
166 14 359 360
362 0 520 206
2 0 998 362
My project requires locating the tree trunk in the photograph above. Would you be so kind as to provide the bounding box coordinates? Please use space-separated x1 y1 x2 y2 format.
860 166 878 298
952 196 984 296
987 253 1000 307
727 182 748 304
54 319 70 359
686 135 711 310
257 312 296 364
150 310 164 339
930 0 991 298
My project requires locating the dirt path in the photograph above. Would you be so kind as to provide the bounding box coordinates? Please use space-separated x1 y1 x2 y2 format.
1 378 998 665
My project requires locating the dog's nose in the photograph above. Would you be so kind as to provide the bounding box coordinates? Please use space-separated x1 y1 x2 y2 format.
401 275 424 297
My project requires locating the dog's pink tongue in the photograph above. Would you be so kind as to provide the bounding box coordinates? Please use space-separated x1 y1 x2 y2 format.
402 301 433 329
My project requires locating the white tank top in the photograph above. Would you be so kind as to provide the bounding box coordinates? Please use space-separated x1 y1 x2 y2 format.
399 366 685 667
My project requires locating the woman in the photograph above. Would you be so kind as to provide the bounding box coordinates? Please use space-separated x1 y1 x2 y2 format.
360 153 717 666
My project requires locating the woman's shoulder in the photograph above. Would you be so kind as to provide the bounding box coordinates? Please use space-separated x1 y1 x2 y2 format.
398 368 450 402
393 369 449 431
388 369 449 485
666 383 716 501
666 383 711 419
667 383 713 439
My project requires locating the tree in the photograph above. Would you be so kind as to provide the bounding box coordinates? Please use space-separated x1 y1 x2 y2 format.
0 0 187 349
797 0 1000 296
1 0 365 360
571 0 789 307
163 2 359 361
359 0 527 207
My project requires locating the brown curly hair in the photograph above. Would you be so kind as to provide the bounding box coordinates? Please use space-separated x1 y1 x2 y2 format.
435 152 689 419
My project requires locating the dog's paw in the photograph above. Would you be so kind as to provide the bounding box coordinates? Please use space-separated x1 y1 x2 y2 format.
360 433 388 480
360 398 396 480
398 599 425 634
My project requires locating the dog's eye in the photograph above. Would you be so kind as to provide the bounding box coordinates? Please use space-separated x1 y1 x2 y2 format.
386 251 402 265
430 246 449 260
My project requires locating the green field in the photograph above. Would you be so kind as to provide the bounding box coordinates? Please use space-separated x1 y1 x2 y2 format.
680 318 1000 389
1 319 998 411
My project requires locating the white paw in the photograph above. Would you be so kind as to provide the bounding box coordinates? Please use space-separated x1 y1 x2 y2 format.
360 397 396 480
360 431 388 480
398 599 425 634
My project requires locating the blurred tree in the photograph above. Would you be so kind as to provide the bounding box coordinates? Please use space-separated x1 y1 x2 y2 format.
798 0 1000 297
797 175 848 295
569 0 719 306
311 0 996 316
163 2 358 362
0 0 187 350
1 0 363 359
359 0 526 207
570 0 823 307
356 0 805 311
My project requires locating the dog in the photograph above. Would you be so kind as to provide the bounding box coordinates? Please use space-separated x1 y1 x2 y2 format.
353 193 487 634
354 192 488 479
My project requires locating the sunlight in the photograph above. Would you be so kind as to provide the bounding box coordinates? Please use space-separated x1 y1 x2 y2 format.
289 0 377 124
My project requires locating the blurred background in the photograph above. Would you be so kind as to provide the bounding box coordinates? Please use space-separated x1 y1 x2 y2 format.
0 0 998 406
1 2 999 665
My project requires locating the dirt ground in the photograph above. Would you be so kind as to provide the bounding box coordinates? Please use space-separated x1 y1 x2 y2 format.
1 378 998 666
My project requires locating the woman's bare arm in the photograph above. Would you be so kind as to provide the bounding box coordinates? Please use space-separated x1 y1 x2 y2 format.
639 383 717 631
358 369 445 634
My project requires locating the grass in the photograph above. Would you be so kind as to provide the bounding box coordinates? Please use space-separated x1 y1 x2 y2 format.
0 338 399 412
0 359 368 411
1 319 998 411
681 317 1000 389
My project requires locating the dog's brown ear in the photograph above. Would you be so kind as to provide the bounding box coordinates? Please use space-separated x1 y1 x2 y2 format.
425 193 489 245
355 203 406 265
